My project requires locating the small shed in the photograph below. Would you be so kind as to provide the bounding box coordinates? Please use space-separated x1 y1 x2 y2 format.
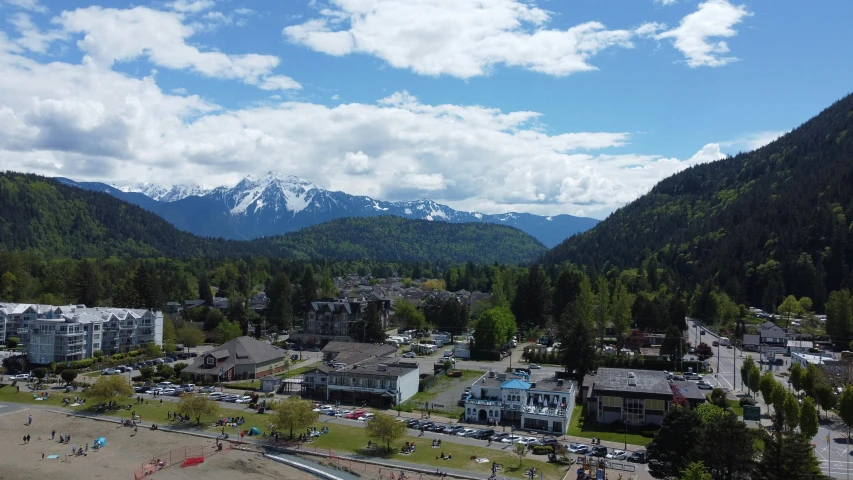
260 375 282 393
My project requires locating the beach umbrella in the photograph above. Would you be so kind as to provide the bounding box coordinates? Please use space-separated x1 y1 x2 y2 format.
249 427 261 436
94 437 107 447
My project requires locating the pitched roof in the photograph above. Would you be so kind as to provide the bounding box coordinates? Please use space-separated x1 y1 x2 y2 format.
190 336 285 370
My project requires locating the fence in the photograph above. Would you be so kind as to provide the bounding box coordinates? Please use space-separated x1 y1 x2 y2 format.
132 441 231 479
322 450 440 480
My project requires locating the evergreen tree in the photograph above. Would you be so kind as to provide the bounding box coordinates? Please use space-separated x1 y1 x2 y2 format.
558 293 597 385
552 266 583 320
266 272 294 331
694 412 756 480
73 259 101 306
647 407 702 480
610 280 636 335
351 302 386 343
198 274 214 305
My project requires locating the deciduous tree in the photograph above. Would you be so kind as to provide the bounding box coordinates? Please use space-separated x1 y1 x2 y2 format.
647 407 702 480
393 299 426 330
60 369 78 385
272 396 319 439
680 461 712 480
176 394 220 424
215 321 242 344
365 412 407 452
789 362 803 394
799 397 819 439
88 375 134 403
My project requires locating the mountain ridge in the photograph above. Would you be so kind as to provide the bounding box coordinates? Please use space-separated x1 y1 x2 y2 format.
543 92 853 312
60 171 597 246
3 172 547 264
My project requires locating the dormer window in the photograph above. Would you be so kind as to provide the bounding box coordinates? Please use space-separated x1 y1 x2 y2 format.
205 357 215 366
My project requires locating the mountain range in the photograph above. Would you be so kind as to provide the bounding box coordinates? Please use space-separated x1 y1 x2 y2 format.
58 171 598 247
0 172 547 264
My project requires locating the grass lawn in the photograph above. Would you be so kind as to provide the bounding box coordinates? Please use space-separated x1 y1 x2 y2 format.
277 363 320 379
705 394 745 417
566 405 652 447
308 421 567 479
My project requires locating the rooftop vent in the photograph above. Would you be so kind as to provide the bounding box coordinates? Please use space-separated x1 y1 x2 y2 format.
378 364 387 372
557 379 564 386
488 370 496 378
628 372 637 386
530 382 537 388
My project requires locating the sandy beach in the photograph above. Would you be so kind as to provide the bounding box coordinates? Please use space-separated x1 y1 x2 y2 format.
0 409 317 480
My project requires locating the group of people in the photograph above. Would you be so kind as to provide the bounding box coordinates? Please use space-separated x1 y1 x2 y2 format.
430 439 443 448
308 425 328 437
436 452 452 460
400 441 417 454
590 437 602 445
167 411 189 422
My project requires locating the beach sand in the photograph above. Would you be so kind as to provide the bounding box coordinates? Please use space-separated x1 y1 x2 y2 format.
0 409 318 480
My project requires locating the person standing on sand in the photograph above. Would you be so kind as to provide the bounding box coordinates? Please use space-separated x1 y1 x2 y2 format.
51 430 55 440
26 434 30 443
28 414 32 425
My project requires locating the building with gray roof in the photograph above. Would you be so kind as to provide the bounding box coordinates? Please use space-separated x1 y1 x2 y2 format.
183 336 288 381
581 368 691 427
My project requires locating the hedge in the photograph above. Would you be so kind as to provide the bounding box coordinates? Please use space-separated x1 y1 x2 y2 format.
532 446 553 455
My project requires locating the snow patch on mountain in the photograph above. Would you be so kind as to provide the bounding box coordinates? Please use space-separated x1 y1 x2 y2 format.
120 182 209 202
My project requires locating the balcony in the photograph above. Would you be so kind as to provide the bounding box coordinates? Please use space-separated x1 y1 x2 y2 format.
466 399 501 407
521 406 568 418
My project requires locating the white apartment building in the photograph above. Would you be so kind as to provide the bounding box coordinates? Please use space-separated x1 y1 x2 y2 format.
0 302 163 364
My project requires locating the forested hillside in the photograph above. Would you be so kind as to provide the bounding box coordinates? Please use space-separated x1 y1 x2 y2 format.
271 216 546 264
545 93 853 313
0 173 545 264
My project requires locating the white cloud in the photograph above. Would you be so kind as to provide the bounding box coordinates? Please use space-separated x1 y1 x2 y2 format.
0 35 723 218
654 0 678 5
167 0 215 14
283 0 646 79
53 6 299 89
257 75 302 91
722 130 786 151
234 8 254 16
9 12 66 52
656 0 751 67
4 0 47 13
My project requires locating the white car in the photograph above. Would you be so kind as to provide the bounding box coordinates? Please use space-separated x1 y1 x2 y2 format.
357 413 375 422
568 444 589 454
208 392 224 400
235 396 252 403
606 450 628 460
517 437 538 446
160 388 177 396
528 364 541 369
336 410 353 418
456 428 476 437
102 369 117 375
12 373 31 380
402 352 417 358
501 435 523 444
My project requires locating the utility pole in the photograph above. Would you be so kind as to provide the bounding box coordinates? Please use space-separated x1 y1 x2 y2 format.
716 342 721 385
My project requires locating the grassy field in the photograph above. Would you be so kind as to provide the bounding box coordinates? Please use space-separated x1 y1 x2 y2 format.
277 363 320 379
566 405 653 447
0 384 569 479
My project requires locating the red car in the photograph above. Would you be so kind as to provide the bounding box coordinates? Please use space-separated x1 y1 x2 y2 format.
712 341 719 347
346 410 366 419
447 370 462 377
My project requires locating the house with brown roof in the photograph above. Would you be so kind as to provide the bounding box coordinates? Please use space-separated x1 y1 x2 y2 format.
183 336 288 381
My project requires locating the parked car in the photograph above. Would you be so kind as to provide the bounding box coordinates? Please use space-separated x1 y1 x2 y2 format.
357 413 375 422
538 437 559 446
501 435 523 444
309 347 321 352
199 386 215 393
472 429 495 439
590 446 608 457
208 392 224 400
456 428 476 437
628 450 647 463
696 380 714 390
136 386 151 393
402 352 417 358
444 426 465 435
490 433 510 443
346 410 367 420
102 369 117 375
568 444 589 454
606 450 628 460
517 437 538 446
160 388 177 396
447 370 462 377
528 364 541 369
235 396 252 403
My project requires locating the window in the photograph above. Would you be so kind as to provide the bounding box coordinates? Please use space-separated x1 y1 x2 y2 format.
623 398 644 425
205 357 215 366
601 396 622 408
645 399 666 412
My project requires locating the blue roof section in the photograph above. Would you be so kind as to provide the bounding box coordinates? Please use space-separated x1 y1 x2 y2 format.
500 379 531 390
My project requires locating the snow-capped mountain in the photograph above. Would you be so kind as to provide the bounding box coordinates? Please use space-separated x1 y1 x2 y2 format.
61 172 599 247
120 182 209 202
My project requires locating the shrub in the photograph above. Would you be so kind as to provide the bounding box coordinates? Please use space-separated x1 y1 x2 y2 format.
131 375 144 382
112 353 126 361
739 396 756 406
532 446 553 455
641 429 659 438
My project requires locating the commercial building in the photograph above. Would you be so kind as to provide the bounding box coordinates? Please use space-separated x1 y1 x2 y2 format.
183 336 289 381
463 371 576 434
581 368 680 427
300 341 417 406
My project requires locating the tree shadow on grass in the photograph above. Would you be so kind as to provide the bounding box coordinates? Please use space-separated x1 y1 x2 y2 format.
353 447 397 459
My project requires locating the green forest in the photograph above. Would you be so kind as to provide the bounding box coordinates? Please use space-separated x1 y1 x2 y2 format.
0 172 545 264
546 92 853 314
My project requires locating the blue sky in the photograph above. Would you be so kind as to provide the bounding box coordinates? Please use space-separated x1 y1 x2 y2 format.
0 0 851 219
